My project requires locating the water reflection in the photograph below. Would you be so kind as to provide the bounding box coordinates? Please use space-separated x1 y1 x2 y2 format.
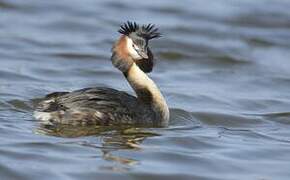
35 122 160 138
35 123 159 171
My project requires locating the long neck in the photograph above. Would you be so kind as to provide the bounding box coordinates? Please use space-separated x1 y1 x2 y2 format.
125 63 169 127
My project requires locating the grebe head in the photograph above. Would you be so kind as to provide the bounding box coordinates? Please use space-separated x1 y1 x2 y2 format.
111 21 161 73
119 21 161 59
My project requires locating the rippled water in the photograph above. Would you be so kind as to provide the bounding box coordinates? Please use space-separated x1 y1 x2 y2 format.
1 0 290 179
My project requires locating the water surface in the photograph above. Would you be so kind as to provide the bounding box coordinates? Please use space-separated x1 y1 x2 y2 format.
1 0 290 179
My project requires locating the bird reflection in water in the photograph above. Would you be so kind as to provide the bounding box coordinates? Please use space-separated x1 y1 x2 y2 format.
35 122 160 172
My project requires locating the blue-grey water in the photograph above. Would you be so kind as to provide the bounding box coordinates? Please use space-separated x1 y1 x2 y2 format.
1 0 290 179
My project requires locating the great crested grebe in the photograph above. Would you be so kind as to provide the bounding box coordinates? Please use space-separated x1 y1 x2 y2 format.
34 21 169 127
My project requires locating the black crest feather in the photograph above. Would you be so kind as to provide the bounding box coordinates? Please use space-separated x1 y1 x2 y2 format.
118 21 161 40
141 23 161 39
118 21 139 35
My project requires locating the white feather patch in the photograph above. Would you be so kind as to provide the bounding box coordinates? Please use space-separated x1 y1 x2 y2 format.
33 111 52 121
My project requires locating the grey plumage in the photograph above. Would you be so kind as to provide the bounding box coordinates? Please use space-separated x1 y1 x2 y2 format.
35 87 158 126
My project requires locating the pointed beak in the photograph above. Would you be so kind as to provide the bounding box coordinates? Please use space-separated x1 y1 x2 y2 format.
137 48 148 59
139 51 148 59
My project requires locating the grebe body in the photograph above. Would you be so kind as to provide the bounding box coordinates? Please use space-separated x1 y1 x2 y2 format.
34 22 169 127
